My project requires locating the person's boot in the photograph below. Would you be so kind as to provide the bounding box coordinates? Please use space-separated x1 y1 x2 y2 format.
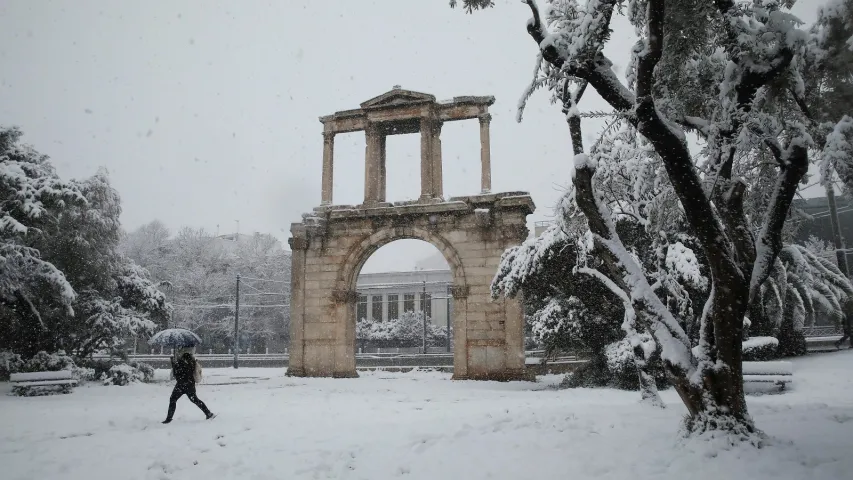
206 412 216 420
162 418 172 424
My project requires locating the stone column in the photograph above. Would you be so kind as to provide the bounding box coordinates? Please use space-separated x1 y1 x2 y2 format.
378 135 387 203
285 232 308 377
419 117 435 201
321 132 335 205
479 113 492 194
432 121 443 200
364 124 383 205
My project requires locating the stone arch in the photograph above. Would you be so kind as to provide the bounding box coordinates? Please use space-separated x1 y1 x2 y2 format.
339 226 468 294
287 197 533 381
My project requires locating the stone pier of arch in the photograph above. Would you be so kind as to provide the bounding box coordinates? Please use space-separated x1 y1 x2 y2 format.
287 87 535 381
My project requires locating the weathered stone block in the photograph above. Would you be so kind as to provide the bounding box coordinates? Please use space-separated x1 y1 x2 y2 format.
304 322 336 340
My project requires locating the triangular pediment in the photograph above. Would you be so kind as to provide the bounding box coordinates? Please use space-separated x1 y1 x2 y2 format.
360 88 436 109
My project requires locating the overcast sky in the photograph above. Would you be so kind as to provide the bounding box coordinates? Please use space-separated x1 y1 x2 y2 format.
0 0 829 273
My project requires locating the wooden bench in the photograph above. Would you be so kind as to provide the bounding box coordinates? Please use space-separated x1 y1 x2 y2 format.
9 370 77 396
742 361 793 393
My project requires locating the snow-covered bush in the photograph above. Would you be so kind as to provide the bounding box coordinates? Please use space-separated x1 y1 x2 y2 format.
0 351 24 380
129 361 155 383
22 350 76 373
75 358 115 380
742 337 780 362
72 366 97 382
17 350 98 382
102 362 152 386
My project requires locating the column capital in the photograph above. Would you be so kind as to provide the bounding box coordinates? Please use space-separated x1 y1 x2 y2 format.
322 131 335 141
419 116 442 131
288 237 309 251
365 121 382 136
478 113 492 125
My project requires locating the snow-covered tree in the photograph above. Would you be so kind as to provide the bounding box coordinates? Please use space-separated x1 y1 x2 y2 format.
758 244 853 354
494 219 706 396
1 130 169 358
121 226 291 353
456 1 830 437
0 127 83 341
119 220 171 279
25 170 169 357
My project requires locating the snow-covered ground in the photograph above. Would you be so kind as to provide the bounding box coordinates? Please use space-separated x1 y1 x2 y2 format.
2 351 852 480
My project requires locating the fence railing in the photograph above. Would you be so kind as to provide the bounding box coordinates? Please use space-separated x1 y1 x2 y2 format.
802 325 844 337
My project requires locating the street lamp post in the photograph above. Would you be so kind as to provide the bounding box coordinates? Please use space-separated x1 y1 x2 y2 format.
234 274 240 369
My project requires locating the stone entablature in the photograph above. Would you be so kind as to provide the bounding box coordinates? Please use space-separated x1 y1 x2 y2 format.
318 87 495 207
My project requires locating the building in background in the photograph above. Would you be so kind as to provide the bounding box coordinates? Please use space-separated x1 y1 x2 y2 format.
355 269 453 327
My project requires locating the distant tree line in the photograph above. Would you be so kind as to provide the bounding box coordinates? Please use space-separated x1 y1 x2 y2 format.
121 222 292 354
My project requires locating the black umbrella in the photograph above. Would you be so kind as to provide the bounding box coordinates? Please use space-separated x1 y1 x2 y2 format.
148 328 203 349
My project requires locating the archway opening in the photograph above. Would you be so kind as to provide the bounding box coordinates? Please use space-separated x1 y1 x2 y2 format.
354 239 454 355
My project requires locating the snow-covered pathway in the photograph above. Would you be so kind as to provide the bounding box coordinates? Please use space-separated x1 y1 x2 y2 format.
2 350 852 480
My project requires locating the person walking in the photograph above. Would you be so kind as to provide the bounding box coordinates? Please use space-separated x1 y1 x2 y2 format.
162 350 215 423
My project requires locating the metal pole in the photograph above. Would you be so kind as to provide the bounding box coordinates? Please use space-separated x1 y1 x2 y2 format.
234 274 240 369
422 280 427 354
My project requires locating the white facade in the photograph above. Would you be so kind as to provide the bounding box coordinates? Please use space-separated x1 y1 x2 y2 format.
355 269 453 328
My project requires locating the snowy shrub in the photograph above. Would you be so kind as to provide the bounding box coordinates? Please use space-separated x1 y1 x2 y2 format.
601 334 669 391
18 351 99 382
102 363 147 386
76 358 116 380
604 338 636 376
0 351 24 381
129 361 155 383
357 311 448 348
71 366 97 382
22 350 76 373
742 337 779 362
560 355 610 389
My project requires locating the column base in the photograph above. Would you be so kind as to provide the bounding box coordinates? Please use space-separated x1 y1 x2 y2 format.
285 368 359 379
451 369 535 382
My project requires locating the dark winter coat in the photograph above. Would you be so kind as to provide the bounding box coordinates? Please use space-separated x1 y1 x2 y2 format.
171 354 197 386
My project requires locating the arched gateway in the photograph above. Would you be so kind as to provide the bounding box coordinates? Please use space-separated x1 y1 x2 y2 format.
287 87 535 380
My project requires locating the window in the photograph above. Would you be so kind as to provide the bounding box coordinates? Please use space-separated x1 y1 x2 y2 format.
371 295 383 322
387 294 399 321
422 293 432 320
403 293 415 313
357 295 367 322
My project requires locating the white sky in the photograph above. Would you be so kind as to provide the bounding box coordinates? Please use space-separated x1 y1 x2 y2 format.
0 0 829 273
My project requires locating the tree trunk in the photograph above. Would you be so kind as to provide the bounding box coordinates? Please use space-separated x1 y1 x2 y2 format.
633 346 664 408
